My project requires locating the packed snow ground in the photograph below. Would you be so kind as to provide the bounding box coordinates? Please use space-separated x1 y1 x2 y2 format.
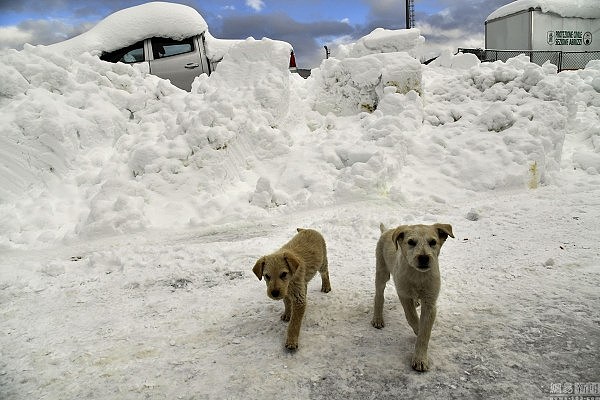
1 29 600 399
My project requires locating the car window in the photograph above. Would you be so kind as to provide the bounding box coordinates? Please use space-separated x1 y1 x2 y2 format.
100 40 145 63
151 37 194 59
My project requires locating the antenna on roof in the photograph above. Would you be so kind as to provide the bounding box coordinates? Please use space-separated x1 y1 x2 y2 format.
406 0 415 29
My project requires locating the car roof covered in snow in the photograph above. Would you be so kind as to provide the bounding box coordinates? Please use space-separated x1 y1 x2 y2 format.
487 0 600 21
48 2 208 56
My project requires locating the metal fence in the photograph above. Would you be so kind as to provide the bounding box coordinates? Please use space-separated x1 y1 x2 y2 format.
561 51 600 70
457 48 600 72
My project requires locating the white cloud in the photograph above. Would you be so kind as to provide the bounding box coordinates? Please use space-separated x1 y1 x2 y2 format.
245 0 265 12
0 26 33 49
340 18 350 24
0 19 93 50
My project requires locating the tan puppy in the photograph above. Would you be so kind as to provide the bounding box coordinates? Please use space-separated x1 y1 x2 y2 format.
253 228 331 350
372 223 454 371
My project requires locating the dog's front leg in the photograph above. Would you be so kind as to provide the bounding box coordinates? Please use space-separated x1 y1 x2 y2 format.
399 297 419 335
285 299 306 350
411 303 436 372
371 257 390 329
281 297 291 321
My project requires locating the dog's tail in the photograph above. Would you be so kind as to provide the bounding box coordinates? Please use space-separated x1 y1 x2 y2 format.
379 223 386 233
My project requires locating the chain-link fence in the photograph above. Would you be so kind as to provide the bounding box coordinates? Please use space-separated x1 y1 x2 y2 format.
561 51 600 70
457 48 600 72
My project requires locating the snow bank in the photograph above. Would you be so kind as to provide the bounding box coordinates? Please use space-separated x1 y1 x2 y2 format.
47 2 208 56
1 27 599 249
421 54 573 192
487 0 600 21
0 45 160 200
566 60 600 174
195 37 292 120
430 50 480 70
0 38 293 246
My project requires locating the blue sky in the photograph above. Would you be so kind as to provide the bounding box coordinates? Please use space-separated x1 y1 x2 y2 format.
0 0 512 67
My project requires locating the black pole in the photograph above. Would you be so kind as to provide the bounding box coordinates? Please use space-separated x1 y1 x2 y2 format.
406 0 410 29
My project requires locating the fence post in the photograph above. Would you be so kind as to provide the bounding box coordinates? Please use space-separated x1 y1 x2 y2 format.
558 51 563 72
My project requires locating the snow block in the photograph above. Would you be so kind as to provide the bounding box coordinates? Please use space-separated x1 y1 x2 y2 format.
197 38 292 122
312 52 422 116
335 28 425 59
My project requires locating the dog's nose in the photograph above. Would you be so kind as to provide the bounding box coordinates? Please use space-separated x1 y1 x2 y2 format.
417 255 430 269
271 289 280 298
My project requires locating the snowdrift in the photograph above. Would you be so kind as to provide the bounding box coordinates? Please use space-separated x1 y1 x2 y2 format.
1 30 600 249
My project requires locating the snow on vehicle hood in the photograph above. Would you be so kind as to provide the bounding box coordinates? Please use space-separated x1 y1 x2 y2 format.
487 0 600 21
48 2 208 56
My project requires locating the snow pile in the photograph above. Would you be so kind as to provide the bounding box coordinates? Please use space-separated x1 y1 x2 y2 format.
311 28 424 116
47 2 208 56
195 37 292 120
0 44 179 244
0 45 164 199
430 50 480 70
1 28 600 249
421 54 573 192
310 52 422 116
565 60 600 173
0 38 292 246
487 0 600 21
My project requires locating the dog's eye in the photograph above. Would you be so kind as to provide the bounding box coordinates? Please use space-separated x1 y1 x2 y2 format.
280 272 288 279
429 239 437 247
264 274 271 281
407 239 417 247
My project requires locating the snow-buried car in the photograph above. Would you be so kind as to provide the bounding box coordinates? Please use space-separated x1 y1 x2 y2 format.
48 1 297 90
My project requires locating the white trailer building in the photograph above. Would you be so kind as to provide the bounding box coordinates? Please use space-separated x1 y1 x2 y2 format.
485 0 600 51
481 0 600 69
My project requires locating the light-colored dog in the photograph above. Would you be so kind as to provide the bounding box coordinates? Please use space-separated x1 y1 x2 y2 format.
253 228 331 350
372 223 454 371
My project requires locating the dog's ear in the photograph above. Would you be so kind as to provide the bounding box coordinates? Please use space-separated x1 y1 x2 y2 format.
283 252 300 274
391 226 408 250
434 224 455 242
252 257 266 280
